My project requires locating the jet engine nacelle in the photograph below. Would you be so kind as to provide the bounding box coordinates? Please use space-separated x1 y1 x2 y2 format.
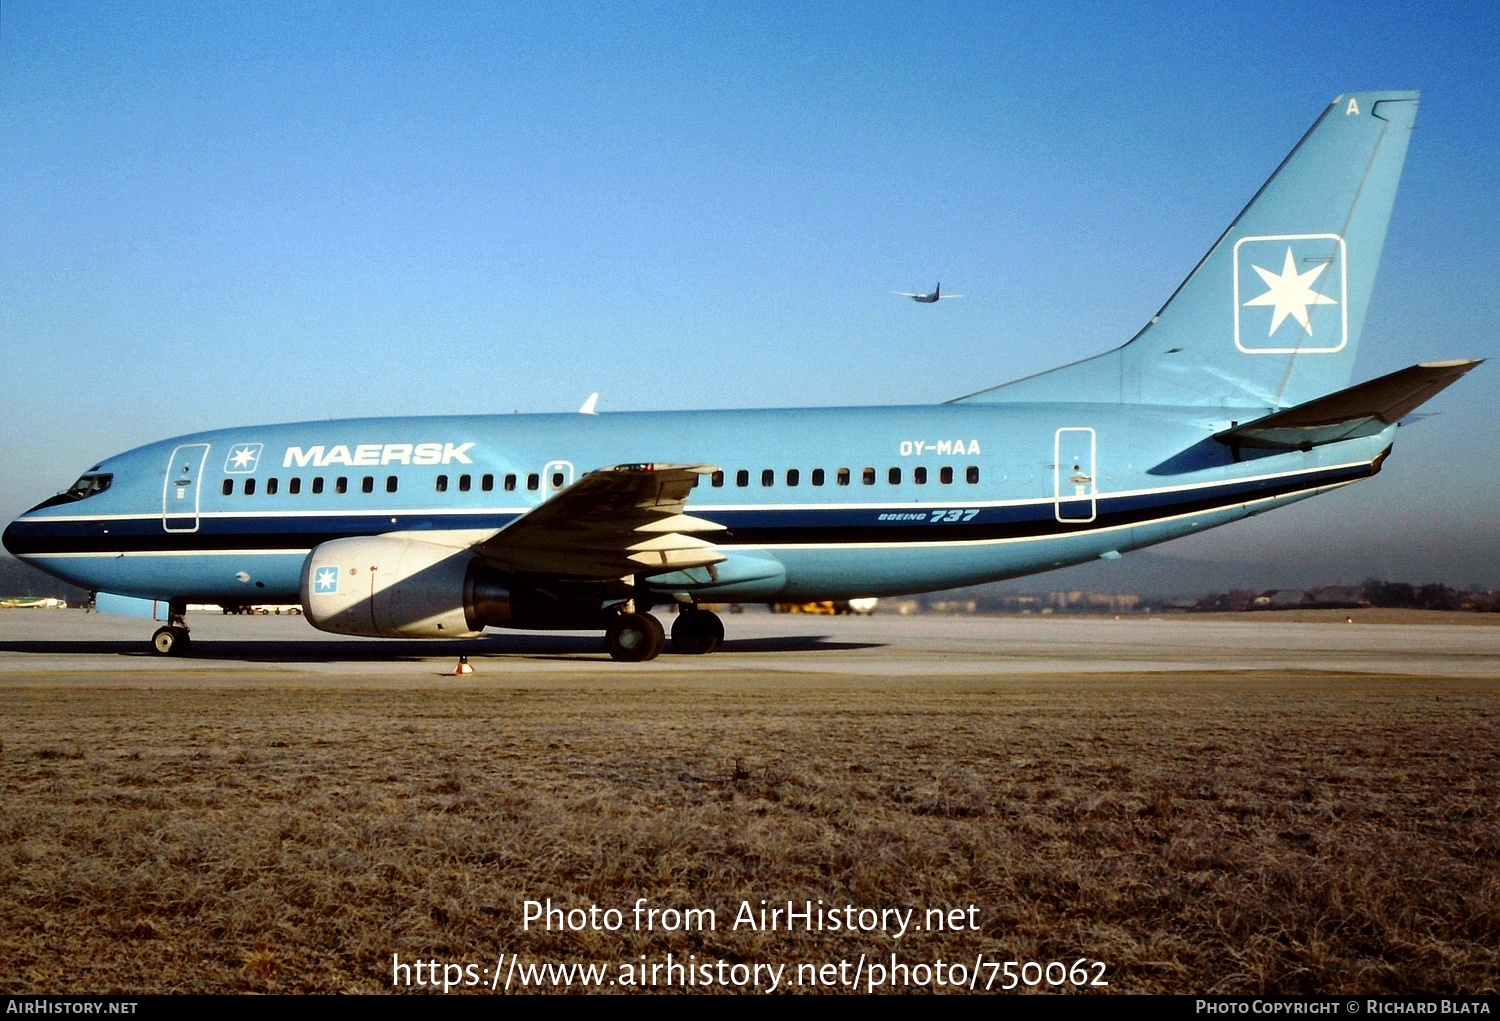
300 536 512 638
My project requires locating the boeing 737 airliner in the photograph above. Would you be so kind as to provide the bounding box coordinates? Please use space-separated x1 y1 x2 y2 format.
3 91 1480 660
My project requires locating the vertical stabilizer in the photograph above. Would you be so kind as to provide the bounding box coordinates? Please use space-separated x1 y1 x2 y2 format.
955 91 1419 408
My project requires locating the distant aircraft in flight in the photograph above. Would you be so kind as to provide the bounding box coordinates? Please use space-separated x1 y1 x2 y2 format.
4 91 1480 663
893 283 962 303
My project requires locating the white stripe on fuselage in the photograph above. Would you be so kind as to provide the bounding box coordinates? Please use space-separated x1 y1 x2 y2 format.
734 481 1357 551
17 480 1357 559
21 458 1369 524
20 548 314 559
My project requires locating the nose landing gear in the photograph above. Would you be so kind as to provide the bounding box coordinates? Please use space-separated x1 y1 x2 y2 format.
150 607 192 656
150 623 192 656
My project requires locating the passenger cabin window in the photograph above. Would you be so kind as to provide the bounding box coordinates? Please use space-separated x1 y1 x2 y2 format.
222 479 233 496
266 478 279 495
914 466 927 485
811 468 825 486
436 475 448 493
552 471 565 489
289 478 301 495
312 477 324 494
504 474 517 492
967 466 980 484
335 477 348 494
761 469 774 487
458 474 471 492
481 474 494 492
888 467 900 485
244 478 256 496
362 476 374 494
786 468 799 487
940 466 954 485
736 470 749 488
861 467 876 486
836 468 850 486
526 473 540 491
711 470 724 488
386 476 398 493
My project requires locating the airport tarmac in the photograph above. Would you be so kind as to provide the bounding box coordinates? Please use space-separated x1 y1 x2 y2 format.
4 607 1497 994
1 607 1497 680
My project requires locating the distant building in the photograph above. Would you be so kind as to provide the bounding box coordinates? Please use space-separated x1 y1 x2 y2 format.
1254 589 1310 608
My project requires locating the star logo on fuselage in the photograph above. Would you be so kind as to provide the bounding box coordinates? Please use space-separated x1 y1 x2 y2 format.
223 443 263 474
1242 246 1339 336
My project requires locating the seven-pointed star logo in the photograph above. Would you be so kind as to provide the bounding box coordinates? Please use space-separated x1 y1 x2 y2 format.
223 443 263 473
1242 246 1338 336
314 567 339 594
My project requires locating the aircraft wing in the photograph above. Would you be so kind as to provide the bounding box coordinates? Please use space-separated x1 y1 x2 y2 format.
892 292 923 297
1213 359 1482 450
474 463 726 578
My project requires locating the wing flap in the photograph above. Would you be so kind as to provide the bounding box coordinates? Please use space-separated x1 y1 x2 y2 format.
627 548 727 570
1213 359 1481 450
634 513 727 534
476 463 723 578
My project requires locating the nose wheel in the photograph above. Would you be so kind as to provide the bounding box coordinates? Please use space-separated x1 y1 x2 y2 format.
151 625 192 656
671 608 723 655
605 611 665 662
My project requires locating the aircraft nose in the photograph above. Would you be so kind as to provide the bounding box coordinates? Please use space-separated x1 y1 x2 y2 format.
2 518 20 557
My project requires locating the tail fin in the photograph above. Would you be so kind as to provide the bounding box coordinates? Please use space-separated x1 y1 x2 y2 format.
955 91 1419 408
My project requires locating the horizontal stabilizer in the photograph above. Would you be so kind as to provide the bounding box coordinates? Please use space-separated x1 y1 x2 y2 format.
1214 359 1481 450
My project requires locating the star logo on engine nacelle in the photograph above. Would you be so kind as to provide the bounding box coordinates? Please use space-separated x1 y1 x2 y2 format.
314 566 339 594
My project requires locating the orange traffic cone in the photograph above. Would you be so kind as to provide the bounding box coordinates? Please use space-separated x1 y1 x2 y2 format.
452 655 474 675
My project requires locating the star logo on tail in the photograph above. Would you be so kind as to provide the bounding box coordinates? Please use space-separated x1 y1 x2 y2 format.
1232 233 1347 354
1242 246 1339 336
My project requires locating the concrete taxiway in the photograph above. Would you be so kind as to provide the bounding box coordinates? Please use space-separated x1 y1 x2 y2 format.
0 608 1497 681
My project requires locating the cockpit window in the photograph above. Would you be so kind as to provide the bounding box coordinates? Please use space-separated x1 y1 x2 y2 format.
67 473 114 499
28 472 114 512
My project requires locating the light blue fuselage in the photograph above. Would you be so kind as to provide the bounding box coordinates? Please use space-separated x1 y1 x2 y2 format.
3 403 1390 608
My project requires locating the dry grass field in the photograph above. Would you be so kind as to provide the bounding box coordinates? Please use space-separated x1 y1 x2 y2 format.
1 662 1497 995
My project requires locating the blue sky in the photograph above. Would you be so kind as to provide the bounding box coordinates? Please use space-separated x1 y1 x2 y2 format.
3 1 1497 583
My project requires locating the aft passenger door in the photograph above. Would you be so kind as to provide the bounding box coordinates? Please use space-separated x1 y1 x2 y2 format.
543 460 574 495
1053 428 1096 523
163 443 210 533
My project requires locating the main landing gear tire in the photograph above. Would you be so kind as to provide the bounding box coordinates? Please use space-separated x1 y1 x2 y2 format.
671 609 724 655
606 612 665 662
151 626 191 656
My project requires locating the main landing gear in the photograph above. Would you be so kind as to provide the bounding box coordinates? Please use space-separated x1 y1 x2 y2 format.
671 607 724 655
606 611 665 662
603 607 725 661
150 621 192 656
